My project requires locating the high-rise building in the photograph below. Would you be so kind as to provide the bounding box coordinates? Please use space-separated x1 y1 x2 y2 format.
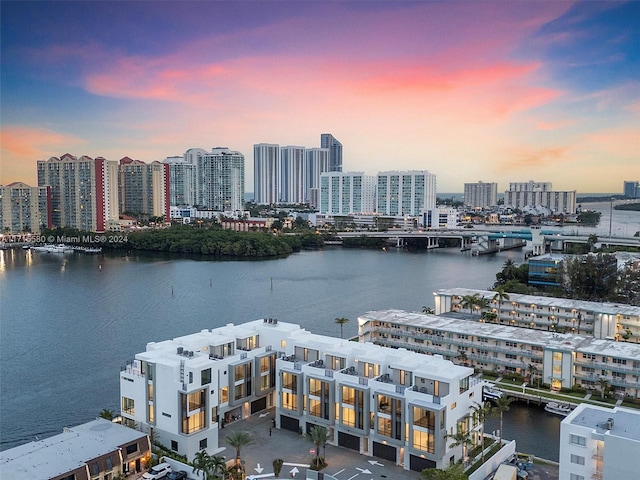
197 147 245 212
37 154 119 232
320 133 343 172
319 172 376 215
464 181 497 208
0 182 51 234
163 156 197 206
559 404 638 480
279 146 306 204
376 170 436 216
509 181 552 192
253 143 279 205
504 187 576 214
119 158 170 221
623 181 639 198
305 147 330 208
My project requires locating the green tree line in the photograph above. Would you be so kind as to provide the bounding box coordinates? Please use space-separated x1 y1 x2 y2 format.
41 226 324 258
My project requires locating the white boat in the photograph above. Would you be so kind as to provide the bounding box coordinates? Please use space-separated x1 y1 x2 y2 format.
32 244 74 253
544 402 573 416
483 385 504 401
73 246 103 254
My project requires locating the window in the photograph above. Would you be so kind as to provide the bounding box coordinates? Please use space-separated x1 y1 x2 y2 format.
570 454 585 465
91 462 99 475
105 457 113 469
201 368 211 385
570 474 585 480
569 434 586 446
200 438 208 449
171 440 178 451
122 397 135 415
125 442 138 455
221 387 228 403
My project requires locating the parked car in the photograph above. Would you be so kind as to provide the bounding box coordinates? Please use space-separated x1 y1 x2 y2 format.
142 462 172 479
167 471 188 480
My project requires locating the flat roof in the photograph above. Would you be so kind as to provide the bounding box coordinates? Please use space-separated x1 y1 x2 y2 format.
360 309 590 351
0 419 147 480
435 287 640 316
568 405 640 442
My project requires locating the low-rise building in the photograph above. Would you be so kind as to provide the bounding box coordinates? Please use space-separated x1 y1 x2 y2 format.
0 418 150 480
120 319 483 471
434 288 640 342
358 310 640 398
559 404 639 480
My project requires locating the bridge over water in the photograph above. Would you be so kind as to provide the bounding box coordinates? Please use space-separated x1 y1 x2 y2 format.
335 228 640 255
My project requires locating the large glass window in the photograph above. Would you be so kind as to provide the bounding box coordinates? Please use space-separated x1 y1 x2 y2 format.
122 397 135 415
201 368 211 386
282 392 298 411
413 429 435 453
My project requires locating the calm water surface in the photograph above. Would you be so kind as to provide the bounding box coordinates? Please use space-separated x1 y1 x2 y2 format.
3 202 638 459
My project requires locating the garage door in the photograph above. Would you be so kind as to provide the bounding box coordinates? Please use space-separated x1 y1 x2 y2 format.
337 431 360 451
251 397 267 414
409 455 436 472
280 415 300 433
372 441 396 462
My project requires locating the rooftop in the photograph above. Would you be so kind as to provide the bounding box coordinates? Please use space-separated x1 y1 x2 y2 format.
435 287 640 316
360 309 591 351
567 405 640 442
0 419 147 480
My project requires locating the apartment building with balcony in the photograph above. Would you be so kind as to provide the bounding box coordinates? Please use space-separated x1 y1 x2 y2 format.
358 309 640 398
434 288 640 343
0 182 50 234
37 154 119 232
559 404 639 480
120 319 482 471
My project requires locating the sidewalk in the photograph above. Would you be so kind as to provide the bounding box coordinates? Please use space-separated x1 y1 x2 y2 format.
221 409 421 480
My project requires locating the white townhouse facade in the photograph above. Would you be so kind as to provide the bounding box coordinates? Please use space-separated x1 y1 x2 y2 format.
559 404 639 480
434 288 640 343
358 310 640 398
120 319 483 471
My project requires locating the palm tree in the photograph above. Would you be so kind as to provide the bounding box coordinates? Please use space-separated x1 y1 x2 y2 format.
308 425 330 469
226 430 253 479
456 349 468 366
98 408 114 420
192 450 215 480
446 424 474 464
492 287 510 323
422 306 435 314
598 377 610 400
334 317 350 339
527 364 539 389
492 395 515 445
460 294 478 314
502 259 518 281
471 401 493 462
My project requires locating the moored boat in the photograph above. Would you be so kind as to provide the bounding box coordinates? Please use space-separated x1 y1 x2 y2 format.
483 385 504 401
544 401 573 416
32 244 74 253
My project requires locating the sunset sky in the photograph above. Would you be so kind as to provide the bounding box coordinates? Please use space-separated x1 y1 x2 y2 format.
1 1 638 194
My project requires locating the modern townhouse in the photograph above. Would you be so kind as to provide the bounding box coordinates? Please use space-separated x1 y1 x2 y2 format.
559 404 639 480
120 319 483 471
358 309 640 398
434 288 640 343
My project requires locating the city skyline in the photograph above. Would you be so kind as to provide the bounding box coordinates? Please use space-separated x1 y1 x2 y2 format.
1 1 638 193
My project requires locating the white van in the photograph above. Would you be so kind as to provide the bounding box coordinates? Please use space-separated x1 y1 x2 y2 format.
142 462 172 479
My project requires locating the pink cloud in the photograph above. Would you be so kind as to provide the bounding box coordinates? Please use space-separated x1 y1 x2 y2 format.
0 127 86 184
